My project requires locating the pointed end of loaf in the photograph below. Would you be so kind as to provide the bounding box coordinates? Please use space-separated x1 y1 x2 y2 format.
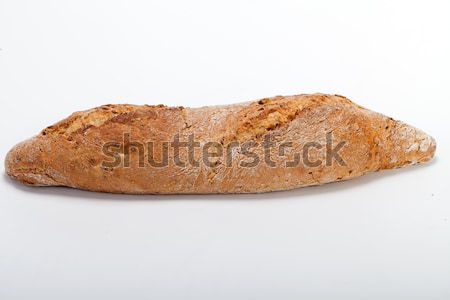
5 137 60 186
379 121 436 170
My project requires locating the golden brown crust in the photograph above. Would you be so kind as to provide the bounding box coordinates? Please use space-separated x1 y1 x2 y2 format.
5 94 436 194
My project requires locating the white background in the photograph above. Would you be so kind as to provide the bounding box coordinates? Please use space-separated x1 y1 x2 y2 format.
1 0 449 299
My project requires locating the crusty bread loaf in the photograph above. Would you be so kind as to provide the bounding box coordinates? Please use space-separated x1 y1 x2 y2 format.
5 94 436 194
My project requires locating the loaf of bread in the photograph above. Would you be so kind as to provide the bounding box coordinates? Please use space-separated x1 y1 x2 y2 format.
5 94 436 194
